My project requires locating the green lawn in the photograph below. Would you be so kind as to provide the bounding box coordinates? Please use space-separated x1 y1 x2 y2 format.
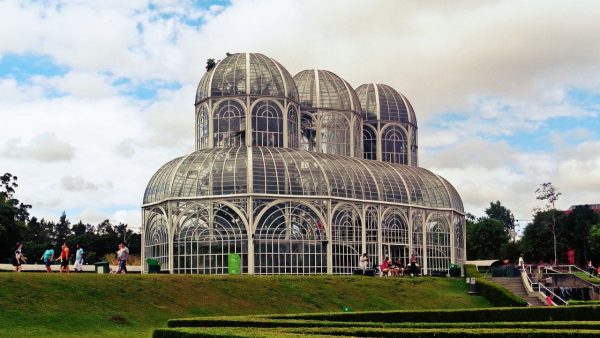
0 273 492 337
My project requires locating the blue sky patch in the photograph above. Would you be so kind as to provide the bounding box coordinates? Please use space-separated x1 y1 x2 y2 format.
114 77 182 100
0 53 69 82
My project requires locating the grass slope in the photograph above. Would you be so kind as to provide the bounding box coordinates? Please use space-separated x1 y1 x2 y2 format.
0 274 491 337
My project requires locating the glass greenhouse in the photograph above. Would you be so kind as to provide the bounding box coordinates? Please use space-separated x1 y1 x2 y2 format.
142 52 466 275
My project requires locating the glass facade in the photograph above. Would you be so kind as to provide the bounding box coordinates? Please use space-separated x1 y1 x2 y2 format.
142 52 465 275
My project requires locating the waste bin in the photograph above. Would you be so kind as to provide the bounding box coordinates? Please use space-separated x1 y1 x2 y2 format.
449 264 461 277
94 261 109 274
147 258 161 273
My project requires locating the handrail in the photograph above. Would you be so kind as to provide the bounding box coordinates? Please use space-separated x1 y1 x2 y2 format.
521 270 568 306
556 264 600 283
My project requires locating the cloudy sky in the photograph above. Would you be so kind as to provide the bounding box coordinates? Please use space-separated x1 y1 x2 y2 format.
2 0 599 232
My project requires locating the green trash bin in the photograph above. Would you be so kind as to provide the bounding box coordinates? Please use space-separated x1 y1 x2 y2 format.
147 258 161 273
449 264 461 277
94 261 109 274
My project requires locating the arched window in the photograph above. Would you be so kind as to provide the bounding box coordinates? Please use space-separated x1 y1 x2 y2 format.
411 128 418 166
196 104 209 150
363 124 377 160
288 106 299 149
381 208 409 264
213 100 245 147
353 117 362 158
300 112 316 151
332 205 361 274
254 202 327 275
454 216 465 265
365 206 379 267
144 209 169 272
426 214 451 273
381 124 407 164
320 112 350 156
252 100 284 147
174 204 247 274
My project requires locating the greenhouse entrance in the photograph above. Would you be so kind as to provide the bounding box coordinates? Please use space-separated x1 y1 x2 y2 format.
385 244 409 264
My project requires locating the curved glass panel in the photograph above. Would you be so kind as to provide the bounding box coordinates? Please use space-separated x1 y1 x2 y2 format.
210 53 247 97
251 100 284 147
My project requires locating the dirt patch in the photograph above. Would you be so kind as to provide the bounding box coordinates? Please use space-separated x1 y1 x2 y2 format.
110 315 129 324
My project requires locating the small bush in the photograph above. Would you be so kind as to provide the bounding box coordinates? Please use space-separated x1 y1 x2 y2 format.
463 264 526 307
568 300 600 305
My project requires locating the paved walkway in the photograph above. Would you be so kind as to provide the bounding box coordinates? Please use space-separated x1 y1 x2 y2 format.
0 263 141 273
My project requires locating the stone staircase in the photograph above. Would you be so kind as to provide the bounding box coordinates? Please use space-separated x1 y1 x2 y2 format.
489 277 546 306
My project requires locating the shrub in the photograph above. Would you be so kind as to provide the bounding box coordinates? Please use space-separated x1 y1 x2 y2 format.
463 264 526 307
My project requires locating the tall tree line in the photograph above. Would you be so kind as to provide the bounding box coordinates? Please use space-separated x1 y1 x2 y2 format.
0 173 140 263
467 183 600 266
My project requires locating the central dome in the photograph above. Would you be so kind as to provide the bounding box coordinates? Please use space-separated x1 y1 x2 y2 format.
195 53 299 104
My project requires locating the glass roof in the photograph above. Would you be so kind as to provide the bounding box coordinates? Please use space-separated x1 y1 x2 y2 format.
355 83 417 126
195 53 299 104
143 146 463 212
293 70 361 113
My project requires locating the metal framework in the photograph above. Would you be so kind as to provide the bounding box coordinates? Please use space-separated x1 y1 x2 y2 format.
142 52 466 275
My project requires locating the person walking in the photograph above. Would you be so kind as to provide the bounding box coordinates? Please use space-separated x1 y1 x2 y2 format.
73 243 84 272
13 243 26 272
57 243 70 273
116 242 129 274
40 245 55 273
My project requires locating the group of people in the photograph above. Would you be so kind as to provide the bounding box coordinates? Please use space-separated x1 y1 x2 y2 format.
358 253 421 277
11 241 130 274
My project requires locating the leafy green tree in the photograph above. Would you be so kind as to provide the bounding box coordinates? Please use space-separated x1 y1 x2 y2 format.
589 224 600 265
467 217 510 260
564 205 599 265
521 209 567 264
55 211 71 244
535 182 561 265
0 173 30 259
485 201 515 230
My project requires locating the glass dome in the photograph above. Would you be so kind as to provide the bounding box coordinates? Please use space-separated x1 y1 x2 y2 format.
143 146 463 212
294 70 361 113
195 53 299 104
356 83 417 126
293 70 363 158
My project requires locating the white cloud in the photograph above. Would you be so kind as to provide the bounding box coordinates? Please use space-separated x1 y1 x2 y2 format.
2 133 75 162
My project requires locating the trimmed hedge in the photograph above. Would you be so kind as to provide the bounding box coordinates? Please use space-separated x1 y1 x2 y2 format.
155 327 600 338
168 317 600 330
568 300 600 305
463 264 527 307
269 305 600 323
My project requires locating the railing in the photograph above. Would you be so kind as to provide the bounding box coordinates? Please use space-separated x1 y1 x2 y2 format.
521 269 568 306
557 265 600 284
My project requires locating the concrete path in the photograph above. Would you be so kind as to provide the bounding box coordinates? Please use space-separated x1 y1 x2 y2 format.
0 263 141 273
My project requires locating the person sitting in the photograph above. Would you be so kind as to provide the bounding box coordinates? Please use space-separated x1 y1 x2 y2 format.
395 258 405 277
380 256 390 277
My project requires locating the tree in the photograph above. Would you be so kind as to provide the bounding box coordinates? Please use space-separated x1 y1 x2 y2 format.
564 205 599 265
0 173 30 259
55 211 71 244
521 209 567 264
589 224 600 265
467 217 510 260
535 182 561 265
485 201 515 230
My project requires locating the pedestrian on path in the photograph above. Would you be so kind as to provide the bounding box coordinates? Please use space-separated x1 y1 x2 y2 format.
73 243 84 272
116 242 129 274
57 243 70 273
13 243 26 272
40 245 55 273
